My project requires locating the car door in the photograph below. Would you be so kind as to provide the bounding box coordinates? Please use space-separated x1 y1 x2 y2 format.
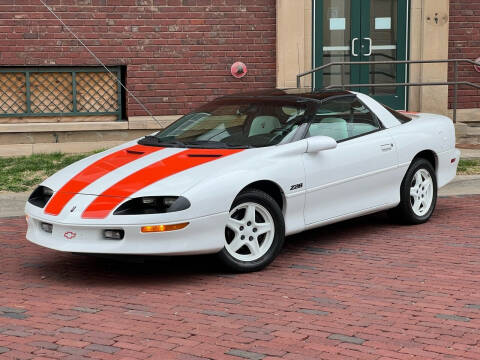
303 95 399 225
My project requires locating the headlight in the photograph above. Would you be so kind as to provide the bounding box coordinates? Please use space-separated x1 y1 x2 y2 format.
28 186 54 208
113 196 191 215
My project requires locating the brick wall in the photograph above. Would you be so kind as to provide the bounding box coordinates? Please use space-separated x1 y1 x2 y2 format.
0 0 276 118
448 0 480 109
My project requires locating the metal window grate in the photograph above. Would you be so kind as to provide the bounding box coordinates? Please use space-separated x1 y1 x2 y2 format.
31 72 73 113
0 67 122 120
76 72 118 113
0 73 27 114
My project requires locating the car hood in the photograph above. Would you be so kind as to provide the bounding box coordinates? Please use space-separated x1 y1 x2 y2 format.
41 141 250 219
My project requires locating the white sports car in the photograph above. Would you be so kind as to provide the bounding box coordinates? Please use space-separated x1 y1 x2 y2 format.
25 89 460 272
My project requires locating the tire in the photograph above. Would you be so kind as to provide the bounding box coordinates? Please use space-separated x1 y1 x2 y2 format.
388 158 437 225
217 189 285 272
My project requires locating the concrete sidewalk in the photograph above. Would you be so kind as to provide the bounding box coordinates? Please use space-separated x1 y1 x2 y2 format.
1 175 479 218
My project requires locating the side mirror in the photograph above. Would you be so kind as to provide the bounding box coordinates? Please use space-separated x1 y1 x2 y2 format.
306 136 337 153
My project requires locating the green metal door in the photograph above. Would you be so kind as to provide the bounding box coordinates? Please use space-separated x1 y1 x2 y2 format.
313 0 408 109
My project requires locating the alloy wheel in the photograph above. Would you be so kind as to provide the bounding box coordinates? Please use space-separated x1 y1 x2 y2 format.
225 202 275 262
410 168 434 216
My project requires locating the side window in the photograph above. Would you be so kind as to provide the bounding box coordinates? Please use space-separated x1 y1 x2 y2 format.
307 97 381 142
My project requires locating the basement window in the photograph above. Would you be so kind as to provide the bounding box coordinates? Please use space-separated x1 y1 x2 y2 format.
0 66 124 120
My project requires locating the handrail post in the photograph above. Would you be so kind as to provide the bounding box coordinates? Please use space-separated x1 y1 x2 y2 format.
453 61 458 123
341 64 345 90
297 74 301 88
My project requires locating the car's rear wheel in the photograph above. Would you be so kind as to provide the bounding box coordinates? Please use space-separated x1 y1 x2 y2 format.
389 158 437 224
218 189 285 272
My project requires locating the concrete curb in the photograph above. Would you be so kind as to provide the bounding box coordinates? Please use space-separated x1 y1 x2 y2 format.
460 149 480 161
0 192 29 218
438 175 480 197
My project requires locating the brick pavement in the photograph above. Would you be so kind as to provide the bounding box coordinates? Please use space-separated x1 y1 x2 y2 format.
0 196 479 360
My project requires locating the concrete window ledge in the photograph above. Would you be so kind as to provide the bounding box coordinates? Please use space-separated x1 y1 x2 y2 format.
0 121 128 133
0 115 181 133
0 115 183 157
128 116 180 130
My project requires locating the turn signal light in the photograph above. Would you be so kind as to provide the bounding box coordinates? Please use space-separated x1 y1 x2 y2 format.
141 223 189 233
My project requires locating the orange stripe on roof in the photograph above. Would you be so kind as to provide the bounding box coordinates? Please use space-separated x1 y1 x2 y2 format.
44 145 162 216
81 148 244 219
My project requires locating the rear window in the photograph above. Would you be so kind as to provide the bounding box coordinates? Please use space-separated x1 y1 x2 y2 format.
384 106 412 124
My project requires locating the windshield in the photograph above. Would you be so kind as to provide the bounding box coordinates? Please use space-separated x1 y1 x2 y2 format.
140 99 308 148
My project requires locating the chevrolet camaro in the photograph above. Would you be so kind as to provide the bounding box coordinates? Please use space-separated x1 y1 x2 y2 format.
25 89 460 272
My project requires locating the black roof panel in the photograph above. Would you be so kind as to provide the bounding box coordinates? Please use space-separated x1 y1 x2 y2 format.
219 88 353 102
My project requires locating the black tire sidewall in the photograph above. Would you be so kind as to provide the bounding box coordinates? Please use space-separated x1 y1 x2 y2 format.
399 159 437 224
218 190 285 272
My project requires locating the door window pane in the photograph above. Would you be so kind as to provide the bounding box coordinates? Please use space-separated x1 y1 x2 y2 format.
369 0 398 95
322 0 351 88
308 97 380 141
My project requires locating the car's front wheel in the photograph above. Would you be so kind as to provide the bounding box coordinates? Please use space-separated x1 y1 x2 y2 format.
389 158 437 224
218 189 285 272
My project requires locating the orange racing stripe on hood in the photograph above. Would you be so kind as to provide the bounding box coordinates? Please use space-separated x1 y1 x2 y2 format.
81 148 244 219
44 145 162 216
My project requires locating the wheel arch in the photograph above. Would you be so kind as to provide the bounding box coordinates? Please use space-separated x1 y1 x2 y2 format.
239 180 285 211
412 149 437 171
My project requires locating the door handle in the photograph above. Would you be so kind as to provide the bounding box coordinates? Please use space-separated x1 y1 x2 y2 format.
364 37 372 56
352 38 359 57
380 143 394 151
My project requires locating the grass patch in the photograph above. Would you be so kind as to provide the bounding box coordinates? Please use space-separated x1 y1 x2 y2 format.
0 152 98 192
457 159 480 175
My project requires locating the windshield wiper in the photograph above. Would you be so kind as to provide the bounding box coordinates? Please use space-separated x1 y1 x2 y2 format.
138 136 186 148
183 140 252 149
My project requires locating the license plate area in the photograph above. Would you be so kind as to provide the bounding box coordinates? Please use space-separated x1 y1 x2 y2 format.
52 225 97 242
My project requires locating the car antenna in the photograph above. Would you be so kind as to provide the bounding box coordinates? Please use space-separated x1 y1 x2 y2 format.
39 0 163 128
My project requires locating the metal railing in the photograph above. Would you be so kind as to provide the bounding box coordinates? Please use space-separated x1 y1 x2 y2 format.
296 59 480 123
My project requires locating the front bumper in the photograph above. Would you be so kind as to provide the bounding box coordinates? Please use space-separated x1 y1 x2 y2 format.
25 211 229 256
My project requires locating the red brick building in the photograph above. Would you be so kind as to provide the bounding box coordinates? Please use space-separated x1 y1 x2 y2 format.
448 0 480 111
0 0 478 155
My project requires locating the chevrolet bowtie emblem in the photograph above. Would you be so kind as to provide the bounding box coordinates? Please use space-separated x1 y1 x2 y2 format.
64 231 76 240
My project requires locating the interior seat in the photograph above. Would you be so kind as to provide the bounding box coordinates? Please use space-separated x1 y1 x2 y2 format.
349 122 378 137
249 115 281 137
308 117 348 141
